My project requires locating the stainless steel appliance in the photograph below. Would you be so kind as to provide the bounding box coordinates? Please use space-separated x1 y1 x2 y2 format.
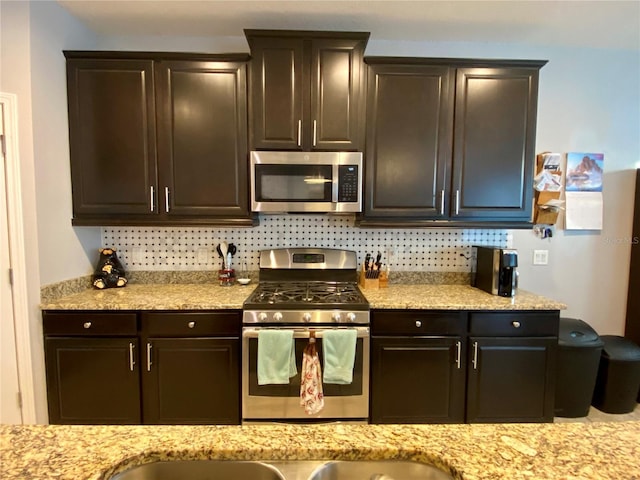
242 248 370 423
473 246 519 297
250 151 363 213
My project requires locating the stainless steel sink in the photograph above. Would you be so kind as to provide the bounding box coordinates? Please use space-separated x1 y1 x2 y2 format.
305 460 454 480
109 460 286 480
109 459 454 480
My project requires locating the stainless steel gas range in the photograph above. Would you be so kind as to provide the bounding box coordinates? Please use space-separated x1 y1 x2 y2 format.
242 248 370 423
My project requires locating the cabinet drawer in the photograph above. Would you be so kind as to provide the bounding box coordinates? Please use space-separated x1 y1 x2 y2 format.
469 311 559 337
141 311 241 337
372 310 467 336
43 312 138 336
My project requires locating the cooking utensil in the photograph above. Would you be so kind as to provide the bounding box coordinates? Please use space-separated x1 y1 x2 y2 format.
219 241 228 269
228 243 237 256
227 252 232 270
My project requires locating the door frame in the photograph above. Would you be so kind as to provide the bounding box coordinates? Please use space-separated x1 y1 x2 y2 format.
1 92 36 423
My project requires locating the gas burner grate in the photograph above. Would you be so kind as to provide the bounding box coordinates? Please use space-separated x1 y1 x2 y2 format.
247 282 367 307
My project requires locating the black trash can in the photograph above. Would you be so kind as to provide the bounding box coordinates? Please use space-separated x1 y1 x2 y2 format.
592 335 640 414
555 318 604 417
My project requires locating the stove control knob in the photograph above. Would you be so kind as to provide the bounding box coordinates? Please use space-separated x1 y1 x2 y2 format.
258 312 268 322
332 312 343 322
303 313 312 323
273 312 283 322
346 312 357 323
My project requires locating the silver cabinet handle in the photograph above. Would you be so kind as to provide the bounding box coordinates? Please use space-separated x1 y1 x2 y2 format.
312 120 317 147
164 186 170 213
455 190 460 215
297 120 302 147
188 321 196 329
472 341 478 370
456 341 461 369
150 186 155 212
129 343 135 372
83 322 92 329
415 320 422 328
512 321 521 328
146 343 152 372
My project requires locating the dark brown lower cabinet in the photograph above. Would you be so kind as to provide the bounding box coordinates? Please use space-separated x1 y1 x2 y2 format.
43 310 241 425
466 312 559 423
43 312 141 425
142 337 239 424
371 337 465 423
466 337 556 423
370 310 466 423
44 338 141 424
140 311 240 424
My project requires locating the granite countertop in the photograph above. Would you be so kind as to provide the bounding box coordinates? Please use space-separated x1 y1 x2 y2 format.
1 422 638 480
40 283 566 311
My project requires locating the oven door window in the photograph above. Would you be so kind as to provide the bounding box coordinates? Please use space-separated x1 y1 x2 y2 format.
248 337 364 397
255 164 333 202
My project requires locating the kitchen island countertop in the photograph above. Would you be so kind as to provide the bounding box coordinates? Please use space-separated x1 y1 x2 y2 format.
40 283 566 311
1 421 638 480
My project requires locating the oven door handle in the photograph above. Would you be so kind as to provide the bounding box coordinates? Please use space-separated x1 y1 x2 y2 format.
242 327 370 339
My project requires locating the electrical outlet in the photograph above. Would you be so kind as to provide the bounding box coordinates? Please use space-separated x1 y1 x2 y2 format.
533 249 549 265
197 247 209 264
131 247 143 264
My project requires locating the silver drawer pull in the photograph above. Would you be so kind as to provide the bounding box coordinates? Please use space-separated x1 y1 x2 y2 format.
472 341 478 369
83 322 92 329
455 341 461 369
129 343 135 372
188 321 196 329
415 320 422 328
512 321 521 328
146 343 152 371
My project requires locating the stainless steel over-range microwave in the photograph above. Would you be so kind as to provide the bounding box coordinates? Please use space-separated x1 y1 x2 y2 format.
250 151 363 213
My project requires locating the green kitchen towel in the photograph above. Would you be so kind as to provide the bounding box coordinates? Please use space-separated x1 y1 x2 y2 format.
257 330 297 385
322 328 357 384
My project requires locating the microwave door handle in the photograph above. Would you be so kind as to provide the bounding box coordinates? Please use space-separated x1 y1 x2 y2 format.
332 166 339 203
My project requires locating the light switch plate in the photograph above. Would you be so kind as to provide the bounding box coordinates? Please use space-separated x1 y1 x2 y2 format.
533 249 549 265
197 247 209 264
131 247 143 264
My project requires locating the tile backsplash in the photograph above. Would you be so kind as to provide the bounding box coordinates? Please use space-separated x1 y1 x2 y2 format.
102 214 511 272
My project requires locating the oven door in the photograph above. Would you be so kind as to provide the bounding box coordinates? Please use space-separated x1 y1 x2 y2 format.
242 326 369 422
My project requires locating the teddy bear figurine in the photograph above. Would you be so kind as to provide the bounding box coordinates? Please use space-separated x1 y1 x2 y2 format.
92 248 128 289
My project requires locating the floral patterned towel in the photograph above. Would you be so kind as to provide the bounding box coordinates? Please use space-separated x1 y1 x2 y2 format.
300 340 324 415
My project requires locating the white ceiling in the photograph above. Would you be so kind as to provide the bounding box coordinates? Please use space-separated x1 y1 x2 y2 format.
56 0 640 50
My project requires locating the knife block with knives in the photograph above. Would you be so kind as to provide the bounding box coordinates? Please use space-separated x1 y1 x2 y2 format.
358 252 387 289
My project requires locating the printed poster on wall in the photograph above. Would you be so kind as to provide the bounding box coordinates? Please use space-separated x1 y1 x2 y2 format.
565 152 604 230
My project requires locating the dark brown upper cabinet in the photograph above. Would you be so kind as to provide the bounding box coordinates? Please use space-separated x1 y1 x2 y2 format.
245 30 369 151
65 52 256 226
360 57 546 227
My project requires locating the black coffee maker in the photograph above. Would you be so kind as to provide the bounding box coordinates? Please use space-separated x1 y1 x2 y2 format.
472 246 519 297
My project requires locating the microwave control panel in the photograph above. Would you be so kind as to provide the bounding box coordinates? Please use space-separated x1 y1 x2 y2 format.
338 165 359 202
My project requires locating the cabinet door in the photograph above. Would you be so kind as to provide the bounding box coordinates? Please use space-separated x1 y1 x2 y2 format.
310 38 365 151
364 64 454 219
66 58 157 220
466 336 556 423
142 338 240 424
371 337 465 423
45 337 141 424
452 67 539 220
155 60 250 218
248 37 305 150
